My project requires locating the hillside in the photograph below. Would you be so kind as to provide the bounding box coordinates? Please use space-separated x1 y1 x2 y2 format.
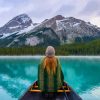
0 39 100 55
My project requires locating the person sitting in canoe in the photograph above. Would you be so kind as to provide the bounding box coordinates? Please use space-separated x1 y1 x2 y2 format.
38 46 64 93
20 46 83 100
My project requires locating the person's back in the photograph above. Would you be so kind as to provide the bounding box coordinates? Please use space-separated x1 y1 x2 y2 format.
38 46 64 92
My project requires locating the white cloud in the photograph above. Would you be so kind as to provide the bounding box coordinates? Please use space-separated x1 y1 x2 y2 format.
0 0 100 27
0 7 12 13
90 16 100 27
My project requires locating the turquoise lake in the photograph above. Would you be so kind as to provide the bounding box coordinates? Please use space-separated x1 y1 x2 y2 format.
0 56 100 100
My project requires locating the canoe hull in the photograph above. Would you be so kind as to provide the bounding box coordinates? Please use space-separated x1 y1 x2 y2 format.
19 81 82 100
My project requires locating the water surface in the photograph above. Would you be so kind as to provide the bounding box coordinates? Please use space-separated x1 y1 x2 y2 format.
0 56 100 100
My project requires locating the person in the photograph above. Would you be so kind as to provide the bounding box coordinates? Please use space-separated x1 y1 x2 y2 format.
38 46 64 93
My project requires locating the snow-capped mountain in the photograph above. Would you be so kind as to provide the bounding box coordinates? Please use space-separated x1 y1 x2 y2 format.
36 15 100 43
0 14 37 39
0 14 100 47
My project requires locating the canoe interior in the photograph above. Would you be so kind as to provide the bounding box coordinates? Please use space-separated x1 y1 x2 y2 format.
29 81 71 93
19 81 82 100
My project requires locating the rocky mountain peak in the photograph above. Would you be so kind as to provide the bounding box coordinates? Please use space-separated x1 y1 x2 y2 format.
40 15 65 30
5 14 32 28
0 14 33 38
0 14 100 47
52 15 65 20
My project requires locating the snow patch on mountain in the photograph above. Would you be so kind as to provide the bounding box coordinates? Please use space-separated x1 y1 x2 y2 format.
17 24 35 35
73 23 80 27
14 14 31 24
9 26 20 29
25 36 43 46
0 23 38 39
0 32 18 39
18 23 40 35
56 20 66 31
22 17 30 23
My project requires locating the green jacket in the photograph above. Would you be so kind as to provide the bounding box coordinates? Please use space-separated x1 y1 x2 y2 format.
38 57 64 92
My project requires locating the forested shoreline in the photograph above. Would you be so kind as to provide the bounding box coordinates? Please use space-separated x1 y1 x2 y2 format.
0 39 100 55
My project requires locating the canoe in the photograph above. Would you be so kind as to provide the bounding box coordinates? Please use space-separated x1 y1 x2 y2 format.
19 81 82 100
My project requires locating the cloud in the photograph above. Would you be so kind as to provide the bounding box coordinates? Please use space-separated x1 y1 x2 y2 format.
0 0 100 27
90 16 100 27
0 7 12 13
79 0 100 16
56 4 75 16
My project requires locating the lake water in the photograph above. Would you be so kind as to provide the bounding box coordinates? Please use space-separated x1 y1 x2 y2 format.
0 56 100 100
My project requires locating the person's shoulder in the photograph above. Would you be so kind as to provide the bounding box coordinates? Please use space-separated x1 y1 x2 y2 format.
38 57 45 66
40 56 46 62
55 56 60 63
55 56 59 60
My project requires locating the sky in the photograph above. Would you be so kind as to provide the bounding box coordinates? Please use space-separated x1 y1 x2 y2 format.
0 0 100 27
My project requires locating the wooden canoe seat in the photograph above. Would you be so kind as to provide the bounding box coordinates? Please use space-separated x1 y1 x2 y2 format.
29 85 71 93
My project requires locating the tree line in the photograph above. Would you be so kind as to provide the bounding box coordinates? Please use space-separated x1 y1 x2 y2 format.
0 39 100 55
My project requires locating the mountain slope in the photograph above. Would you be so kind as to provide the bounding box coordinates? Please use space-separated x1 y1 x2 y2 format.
0 14 100 47
0 27 60 47
0 14 37 39
36 16 100 43
0 39 100 55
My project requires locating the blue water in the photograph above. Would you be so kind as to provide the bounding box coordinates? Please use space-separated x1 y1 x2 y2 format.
0 56 100 100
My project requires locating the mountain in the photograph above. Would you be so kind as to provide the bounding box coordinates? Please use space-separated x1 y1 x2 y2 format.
0 14 37 39
36 15 100 43
0 14 100 47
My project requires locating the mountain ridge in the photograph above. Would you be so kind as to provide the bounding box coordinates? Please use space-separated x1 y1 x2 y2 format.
0 14 100 47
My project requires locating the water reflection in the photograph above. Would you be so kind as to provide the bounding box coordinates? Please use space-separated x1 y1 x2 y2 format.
0 56 100 100
0 58 40 99
60 58 100 93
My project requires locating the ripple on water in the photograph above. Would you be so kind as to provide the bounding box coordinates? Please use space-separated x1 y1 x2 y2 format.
0 56 100 100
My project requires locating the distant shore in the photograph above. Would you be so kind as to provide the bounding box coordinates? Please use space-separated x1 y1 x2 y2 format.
0 55 100 59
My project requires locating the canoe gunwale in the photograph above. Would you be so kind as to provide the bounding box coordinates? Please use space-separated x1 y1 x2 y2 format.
29 81 71 93
19 80 83 100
